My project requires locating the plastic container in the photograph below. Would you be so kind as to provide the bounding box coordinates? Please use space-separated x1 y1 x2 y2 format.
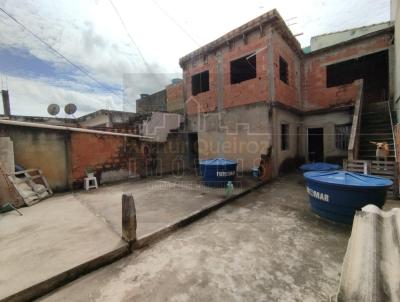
304 171 393 224
199 158 237 187
251 167 259 178
300 162 341 172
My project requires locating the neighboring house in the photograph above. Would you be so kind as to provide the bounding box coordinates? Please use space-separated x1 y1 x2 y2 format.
77 109 149 129
179 9 394 174
136 90 167 113
136 79 185 115
166 79 184 114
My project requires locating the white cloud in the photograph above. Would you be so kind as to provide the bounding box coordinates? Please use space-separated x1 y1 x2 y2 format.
0 0 391 116
1 75 121 117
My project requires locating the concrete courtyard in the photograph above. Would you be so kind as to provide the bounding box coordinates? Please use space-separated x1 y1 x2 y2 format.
0 173 257 301
39 174 366 302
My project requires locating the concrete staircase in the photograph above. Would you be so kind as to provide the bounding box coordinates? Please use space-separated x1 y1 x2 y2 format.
359 101 396 161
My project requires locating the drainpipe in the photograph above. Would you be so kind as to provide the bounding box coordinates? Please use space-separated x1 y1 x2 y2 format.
2 90 10 116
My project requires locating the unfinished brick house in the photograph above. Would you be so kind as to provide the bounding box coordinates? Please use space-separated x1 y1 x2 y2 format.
180 9 394 176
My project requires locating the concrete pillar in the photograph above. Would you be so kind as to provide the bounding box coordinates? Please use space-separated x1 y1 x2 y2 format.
0 137 14 174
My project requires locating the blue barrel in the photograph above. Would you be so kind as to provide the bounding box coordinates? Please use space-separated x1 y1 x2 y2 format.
199 158 237 187
300 162 341 172
304 171 393 224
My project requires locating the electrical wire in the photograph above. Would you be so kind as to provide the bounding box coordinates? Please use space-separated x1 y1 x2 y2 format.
150 0 200 46
108 0 157 75
0 6 123 101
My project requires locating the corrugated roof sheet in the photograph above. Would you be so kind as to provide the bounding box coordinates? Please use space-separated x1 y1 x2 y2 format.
332 205 400 302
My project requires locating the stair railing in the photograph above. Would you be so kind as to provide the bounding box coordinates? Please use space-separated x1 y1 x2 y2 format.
387 99 397 161
348 80 364 161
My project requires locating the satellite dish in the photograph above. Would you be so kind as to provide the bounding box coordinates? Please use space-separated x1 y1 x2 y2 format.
47 104 60 116
64 103 77 115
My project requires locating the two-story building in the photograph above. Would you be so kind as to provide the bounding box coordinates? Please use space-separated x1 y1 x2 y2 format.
179 9 394 176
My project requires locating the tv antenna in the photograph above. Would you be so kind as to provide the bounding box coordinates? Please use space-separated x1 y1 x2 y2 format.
47 104 60 116
64 103 77 118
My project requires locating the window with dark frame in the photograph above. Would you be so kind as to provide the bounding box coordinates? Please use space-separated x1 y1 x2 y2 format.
335 124 352 150
230 54 257 84
281 124 289 150
279 56 289 84
191 71 210 96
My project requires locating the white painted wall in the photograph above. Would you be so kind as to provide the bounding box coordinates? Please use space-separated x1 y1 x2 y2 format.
310 22 392 51
142 112 183 142
392 0 400 120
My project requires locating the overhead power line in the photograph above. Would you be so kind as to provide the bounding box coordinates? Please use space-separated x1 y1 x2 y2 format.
108 0 156 75
0 6 123 100
150 0 200 46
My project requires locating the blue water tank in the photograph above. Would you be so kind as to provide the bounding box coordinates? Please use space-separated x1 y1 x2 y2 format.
304 171 393 224
300 162 341 172
199 158 237 187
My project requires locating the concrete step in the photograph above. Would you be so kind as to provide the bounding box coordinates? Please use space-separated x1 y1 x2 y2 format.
360 129 393 134
362 118 391 124
360 134 394 139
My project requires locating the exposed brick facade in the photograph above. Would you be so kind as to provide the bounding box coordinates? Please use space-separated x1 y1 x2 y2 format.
273 31 302 109
166 81 184 114
69 132 188 189
180 9 393 174
181 11 392 115
70 133 143 188
302 34 392 110
222 31 270 109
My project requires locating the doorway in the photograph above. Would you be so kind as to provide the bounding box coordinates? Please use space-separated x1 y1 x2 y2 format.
188 133 199 169
308 128 324 162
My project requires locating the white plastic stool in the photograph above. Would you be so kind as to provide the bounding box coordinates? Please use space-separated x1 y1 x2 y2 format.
84 176 98 191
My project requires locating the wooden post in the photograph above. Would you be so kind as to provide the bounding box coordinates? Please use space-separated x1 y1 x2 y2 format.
343 159 348 171
122 193 137 243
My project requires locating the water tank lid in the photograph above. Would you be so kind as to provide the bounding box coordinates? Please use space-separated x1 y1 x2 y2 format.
300 162 340 172
200 158 237 165
304 171 393 188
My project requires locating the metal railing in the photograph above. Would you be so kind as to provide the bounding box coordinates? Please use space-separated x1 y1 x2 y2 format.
348 80 364 160
387 99 397 161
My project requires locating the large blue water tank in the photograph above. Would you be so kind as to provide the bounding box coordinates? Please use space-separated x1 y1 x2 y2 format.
304 171 393 224
199 158 237 187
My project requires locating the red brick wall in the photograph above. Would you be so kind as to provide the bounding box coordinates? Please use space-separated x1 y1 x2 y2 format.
70 133 142 188
222 31 270 108
302 34 392 110
185 30 272 115
273 32 302 109
166 81 184 113
184 54 218 115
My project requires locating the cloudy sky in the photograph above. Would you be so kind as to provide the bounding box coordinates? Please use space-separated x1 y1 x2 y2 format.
0 0 390 117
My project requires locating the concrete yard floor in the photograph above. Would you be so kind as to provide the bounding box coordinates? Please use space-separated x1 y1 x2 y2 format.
0 194 126 301
73 174 258 238
39 174 393 302
0 173 256 300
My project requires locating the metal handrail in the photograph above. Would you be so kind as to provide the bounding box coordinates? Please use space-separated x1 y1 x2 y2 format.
387 99 397 161
348 80 364 160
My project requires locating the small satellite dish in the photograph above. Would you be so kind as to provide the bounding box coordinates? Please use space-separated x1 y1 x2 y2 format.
64 103 77 115
47 104 60 116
